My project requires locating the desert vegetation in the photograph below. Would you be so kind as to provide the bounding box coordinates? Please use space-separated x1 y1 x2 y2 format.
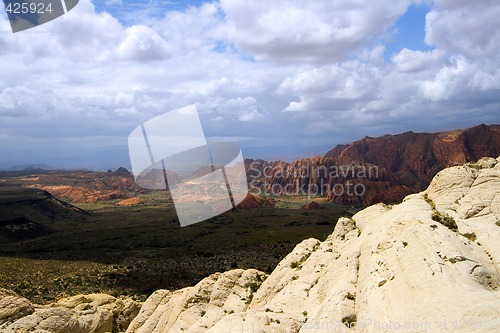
424 194 458 231
0 171 359 304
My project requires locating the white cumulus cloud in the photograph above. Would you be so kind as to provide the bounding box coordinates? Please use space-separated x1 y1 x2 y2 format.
0 0 499 167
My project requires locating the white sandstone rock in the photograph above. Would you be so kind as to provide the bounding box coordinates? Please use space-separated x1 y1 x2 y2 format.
0 289 34 326
125 269 267 333
126 157 500 333
0 293 140 333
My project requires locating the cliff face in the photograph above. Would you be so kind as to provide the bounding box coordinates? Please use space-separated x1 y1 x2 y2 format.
125 157 500 333
247 124 500 205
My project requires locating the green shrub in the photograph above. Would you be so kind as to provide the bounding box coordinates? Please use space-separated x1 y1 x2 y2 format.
246 281 260 293
441 215 458 231
423 194 436 210
341 314 357 328
461 232 477 241
468 163 481 170
346 292 355 300
431 211 458 232
290 252 311 270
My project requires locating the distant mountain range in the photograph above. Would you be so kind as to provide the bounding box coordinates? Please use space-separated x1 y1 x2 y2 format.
5 124 498 207
3 164 56 171
246 124 500 205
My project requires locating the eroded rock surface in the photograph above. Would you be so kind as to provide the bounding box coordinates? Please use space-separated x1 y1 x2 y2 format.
0 293 140 333
0 289 34 326
127 157 500 333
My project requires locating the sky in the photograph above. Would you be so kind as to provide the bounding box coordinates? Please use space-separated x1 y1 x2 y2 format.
0 0 499 170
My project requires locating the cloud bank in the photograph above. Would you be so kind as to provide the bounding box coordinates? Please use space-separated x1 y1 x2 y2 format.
0 0 499 168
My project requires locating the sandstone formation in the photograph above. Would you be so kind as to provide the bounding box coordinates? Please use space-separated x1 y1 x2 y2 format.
37 185 128 203
0 289 34 326
127 157 500 332
301 201 327 210
247 124 500 205
26 168 147 203
116 197 143 206
236 194 276 209
126 269 267 333
0 293 140 333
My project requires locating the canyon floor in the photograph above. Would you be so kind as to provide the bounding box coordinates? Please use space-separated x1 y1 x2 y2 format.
0 170 358 305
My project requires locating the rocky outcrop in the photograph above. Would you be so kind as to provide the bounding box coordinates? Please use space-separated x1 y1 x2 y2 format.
0 293 141 333
127 157 500 332
236 194 276 209
300 201 327 210
111 167 134 178
28 168 148 203
247 124 500 205
126 269 267 333
0 289 34 326
38 185 129 203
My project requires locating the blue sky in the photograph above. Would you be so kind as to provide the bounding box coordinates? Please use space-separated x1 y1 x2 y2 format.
0 0 499 169
96 0 209 13
94 0 209 22
384 4 432 60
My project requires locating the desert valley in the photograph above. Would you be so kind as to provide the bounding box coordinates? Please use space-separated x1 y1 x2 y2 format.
0 125 499 332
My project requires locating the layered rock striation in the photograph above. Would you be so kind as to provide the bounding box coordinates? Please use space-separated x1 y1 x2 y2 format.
247 124 500 205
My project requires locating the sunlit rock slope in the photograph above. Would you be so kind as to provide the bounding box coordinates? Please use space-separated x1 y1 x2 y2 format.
127 157 500 333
